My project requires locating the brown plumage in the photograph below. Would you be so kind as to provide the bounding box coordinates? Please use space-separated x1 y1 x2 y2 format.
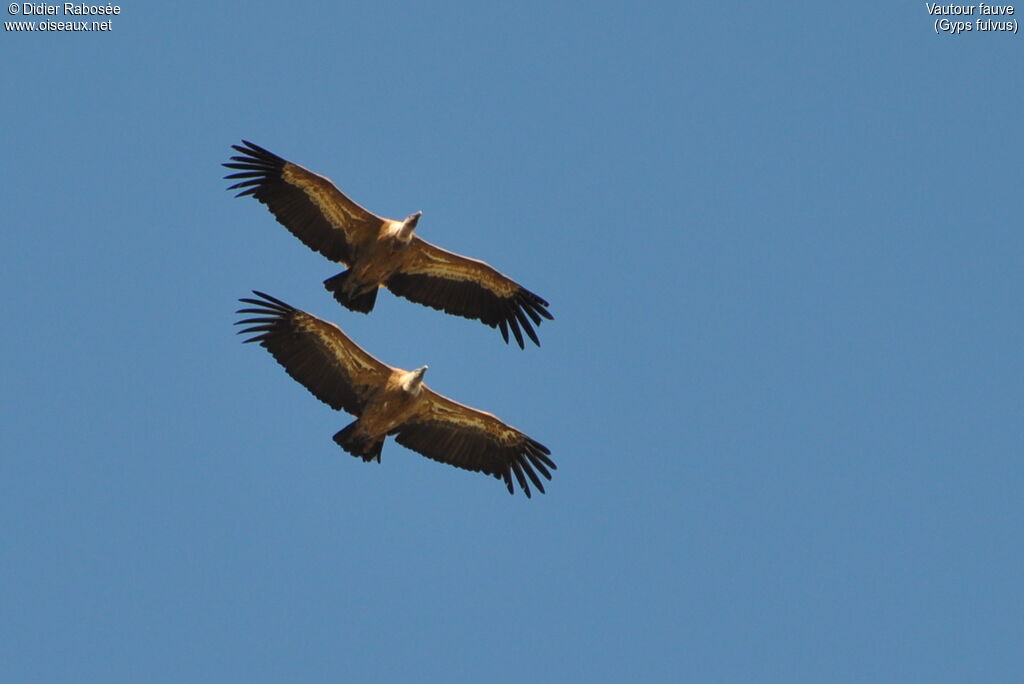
224 140 553 348
236 291 556 497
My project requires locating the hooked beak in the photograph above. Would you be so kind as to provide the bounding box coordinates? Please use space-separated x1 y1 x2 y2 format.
408 365 428 389
398 212 422 241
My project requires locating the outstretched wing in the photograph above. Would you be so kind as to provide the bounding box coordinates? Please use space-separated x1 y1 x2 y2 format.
235 291 392 415
385 238 553 348
393 387 555 497
224 140 386 264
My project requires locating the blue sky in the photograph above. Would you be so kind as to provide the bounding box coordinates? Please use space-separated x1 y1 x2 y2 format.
2 3 1022 681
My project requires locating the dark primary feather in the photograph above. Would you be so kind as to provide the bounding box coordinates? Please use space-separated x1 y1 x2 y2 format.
393 420 554 498
234 290 381 415
223 140 367 264
386 274 552 349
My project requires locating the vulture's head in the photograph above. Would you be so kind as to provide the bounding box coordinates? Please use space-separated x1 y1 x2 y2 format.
397 211 422 241
402 365 428 394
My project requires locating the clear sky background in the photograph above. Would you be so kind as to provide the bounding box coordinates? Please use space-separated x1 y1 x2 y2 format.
2 3 1022 682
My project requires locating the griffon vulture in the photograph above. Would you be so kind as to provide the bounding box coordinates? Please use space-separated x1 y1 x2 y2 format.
236 291 555 497
224 141 553 348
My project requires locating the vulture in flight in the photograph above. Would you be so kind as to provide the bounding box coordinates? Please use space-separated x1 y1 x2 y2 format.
224 140 553 348
236 291 555 497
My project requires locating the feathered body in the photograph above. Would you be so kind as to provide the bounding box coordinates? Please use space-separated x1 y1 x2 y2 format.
236 291 555 496
224 141 553 347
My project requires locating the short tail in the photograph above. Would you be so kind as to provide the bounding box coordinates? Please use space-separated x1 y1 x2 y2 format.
323 270 378 314
333 422 384 463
